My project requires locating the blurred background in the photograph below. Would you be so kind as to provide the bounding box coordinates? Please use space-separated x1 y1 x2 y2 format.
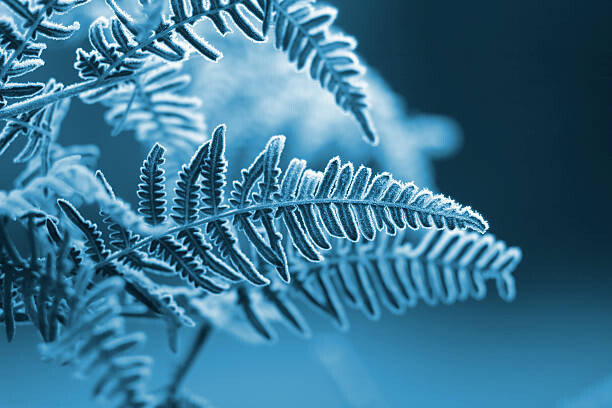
1 0 611 407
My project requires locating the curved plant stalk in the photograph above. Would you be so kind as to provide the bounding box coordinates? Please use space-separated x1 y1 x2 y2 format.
101 196 487 268
0 64 160 119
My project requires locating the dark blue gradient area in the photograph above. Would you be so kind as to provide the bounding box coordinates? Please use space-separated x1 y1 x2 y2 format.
1 0 611 407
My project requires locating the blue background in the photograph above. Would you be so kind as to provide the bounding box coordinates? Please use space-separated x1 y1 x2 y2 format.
1 0 611 407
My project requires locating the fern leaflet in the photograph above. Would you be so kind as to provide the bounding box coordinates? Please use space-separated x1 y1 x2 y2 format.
264 0 376 144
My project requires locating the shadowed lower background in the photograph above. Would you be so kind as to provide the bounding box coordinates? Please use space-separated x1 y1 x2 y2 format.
1 0 611 407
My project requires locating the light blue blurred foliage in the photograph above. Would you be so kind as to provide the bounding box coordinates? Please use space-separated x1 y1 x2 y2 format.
0 0 522 407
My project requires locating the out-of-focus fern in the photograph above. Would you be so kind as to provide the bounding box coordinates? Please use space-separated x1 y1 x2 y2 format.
0 214 73 343
76 0 263 78
188 228 519 342
88 62 206 158
0 0 87 159
0 79 70 163
288 228 521 330
39 273 156 408
166 227 522 343
0 154 102 217
14 142 99 187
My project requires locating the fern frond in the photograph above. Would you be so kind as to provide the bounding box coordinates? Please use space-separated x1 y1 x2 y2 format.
21 125 502 353
1 253 16 342
2 127 488 297
265 0 376 144
91 126 488 290
96 170 172 275
0 0 88 110
292 229 522 326
135 141 232 292
221 228 522 340
173 141 242 282
87 62 207 162
0 216 76 343
200 125 269 285
233 135 288 281
113 263 195 351
138 142 167 226
0 79 69 163
149 235 227 294
78 0 264 82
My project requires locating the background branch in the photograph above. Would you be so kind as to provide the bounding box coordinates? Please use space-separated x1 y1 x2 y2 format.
166 322 213 401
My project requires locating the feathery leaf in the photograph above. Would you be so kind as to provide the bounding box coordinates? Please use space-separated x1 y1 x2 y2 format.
200 125 269 285
138 142 167 226
266 0 376 144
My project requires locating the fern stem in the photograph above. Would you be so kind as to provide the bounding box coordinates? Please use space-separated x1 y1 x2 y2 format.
0 2 53 83
131 77 166 137
0 64 161 119
99 197 482 268
166 322 213 399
